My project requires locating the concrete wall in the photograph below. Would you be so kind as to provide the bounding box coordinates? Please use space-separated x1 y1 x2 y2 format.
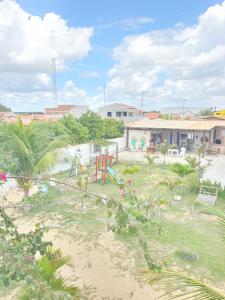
127 128 211 150
52 136 126 174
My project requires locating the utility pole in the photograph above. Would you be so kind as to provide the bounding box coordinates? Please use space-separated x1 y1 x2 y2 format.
141 90 146 117
103 84 106 106
51 57 57 107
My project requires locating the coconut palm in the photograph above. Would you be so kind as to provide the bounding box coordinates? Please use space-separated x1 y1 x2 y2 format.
19 248 80 299
3 120 64 196
144 154 158 175
144 208 225 299
171 163 194 178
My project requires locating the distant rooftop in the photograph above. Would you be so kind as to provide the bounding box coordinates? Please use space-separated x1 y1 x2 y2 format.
127 118 225 131
99 103 140 111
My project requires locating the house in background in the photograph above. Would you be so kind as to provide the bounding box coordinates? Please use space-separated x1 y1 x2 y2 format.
214 109 225 117
143 112 161 119
160 107 202 119
99 103 141 123
45 104 89 119
126 118 225 154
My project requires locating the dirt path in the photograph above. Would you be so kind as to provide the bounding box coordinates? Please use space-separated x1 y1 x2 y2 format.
2 188 161 300
46 228 160 300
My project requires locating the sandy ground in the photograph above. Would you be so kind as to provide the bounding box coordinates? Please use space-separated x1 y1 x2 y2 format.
1 188 161 300
118 150 212 166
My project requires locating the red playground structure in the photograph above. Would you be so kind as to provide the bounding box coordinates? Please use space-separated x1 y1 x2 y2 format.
93 155 113 183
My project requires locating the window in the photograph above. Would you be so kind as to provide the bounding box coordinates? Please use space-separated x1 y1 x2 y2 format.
128 112 133 117
180 133 188 139
93 144 101 153
123 111 127 117
116 111 122 117
107 111 112 117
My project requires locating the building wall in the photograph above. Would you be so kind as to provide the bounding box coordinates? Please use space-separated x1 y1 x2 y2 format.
127 128 211 150
99 106 140 120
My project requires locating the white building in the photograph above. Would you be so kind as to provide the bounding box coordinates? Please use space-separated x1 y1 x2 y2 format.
45 104 88 119
126 118 225 153
99 103 141 123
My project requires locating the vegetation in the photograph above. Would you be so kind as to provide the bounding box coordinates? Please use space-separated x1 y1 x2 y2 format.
0 103 11 112
157 139 170 165
144 154 158 175
56 115 89 144
200 107 214 116
0 120 64 195
171 163 194 177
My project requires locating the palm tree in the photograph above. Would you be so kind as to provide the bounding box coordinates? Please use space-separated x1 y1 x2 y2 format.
171 163 194 178
19 248 80 299
144 154 158 175
159 177 182 191
144 208 225 299
3 120 64 196
186 156 199 169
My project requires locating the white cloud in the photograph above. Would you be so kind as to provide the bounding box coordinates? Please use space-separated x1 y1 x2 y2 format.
106 1 225 109
0 0 93 73
99 16 154 31
0 80 87 111
0 0 93 110
80 70 99 78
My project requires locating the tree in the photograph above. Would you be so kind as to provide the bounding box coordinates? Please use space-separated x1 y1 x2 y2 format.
144 154 158 175
0 103 11 112
200 107 214 116
157 139 170 165
103 118 124 139
2 120 64 196
0 207 80 299
79 111 104 140
57 115 89 144
171 163 194 178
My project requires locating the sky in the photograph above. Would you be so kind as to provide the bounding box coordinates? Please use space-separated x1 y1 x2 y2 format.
1 0 225 112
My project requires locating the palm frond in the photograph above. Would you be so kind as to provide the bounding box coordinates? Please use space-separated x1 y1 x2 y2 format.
50 275 80 297
34 149 59 174
144 270 225 300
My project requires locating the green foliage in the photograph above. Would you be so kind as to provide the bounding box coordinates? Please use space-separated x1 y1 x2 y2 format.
123 165 140 175
0 207 52 287
79 111 104 140
57 115 89 144
19 249 80 299
186 156 199 169
159 177 182 191
171 163 194 178
145 270 225 300
144 155 158 175
143 207 225 299
200 107 214 116
1 120 64 195
103 118 124 139
0 103 11 112
157 140 170 164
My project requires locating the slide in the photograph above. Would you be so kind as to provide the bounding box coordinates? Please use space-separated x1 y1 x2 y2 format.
107 167 123 185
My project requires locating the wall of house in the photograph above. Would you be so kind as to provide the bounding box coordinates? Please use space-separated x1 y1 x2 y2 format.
99 107 140 120
127 128 212 150
215 127 225 145
128 129 150 150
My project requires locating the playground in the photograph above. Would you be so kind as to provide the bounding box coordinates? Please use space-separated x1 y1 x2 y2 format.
1 155 225 299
